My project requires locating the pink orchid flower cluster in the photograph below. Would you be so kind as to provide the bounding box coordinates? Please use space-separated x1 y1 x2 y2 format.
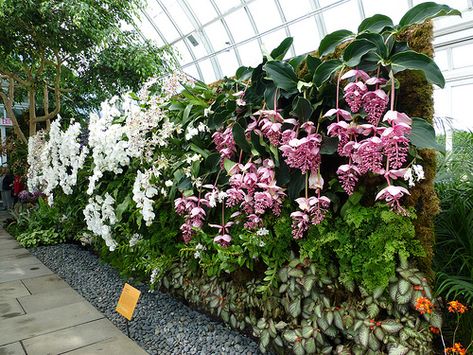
212 127 236 164
174 196 209 243
226 158 285 230
326 69 413 214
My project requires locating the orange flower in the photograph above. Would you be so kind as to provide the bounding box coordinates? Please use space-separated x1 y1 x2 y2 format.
448 301 468 314
415 297 433 314
445 343 466 355
429 326 440 334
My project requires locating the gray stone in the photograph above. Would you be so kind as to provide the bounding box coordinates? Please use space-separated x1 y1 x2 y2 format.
0 280 30 300
22 318 123 355
0 342 25 355
0 299 25 319
0 263 52 283
62 336 147 355
0 301 103 344
17 287 84 314
21 274 68 294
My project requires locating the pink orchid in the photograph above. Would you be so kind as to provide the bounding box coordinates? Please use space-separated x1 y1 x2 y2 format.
375 185 410 214
281 129 297 144
280 134 322 174
308 172 324 191
341 69 370 81
225 188 246 207
209 221 234 234
244 214 262 229
362 89 389 126
384 168 408 180
365 77 387 86
213 127 236 162
344 81 368 112
327 121 350 136
324 108 352 121
356 136 384 174
337 164 360 195
290 211 311 239
214 234 232 247
260 119 282 145
355 124 376 136
253 191 273 214
383 110 412 125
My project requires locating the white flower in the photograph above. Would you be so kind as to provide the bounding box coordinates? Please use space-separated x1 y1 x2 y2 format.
83 193 117 251
217 191 227 203
256 227 269 236
197 122 209 132
194 251 201 259
195 243 206 251
403 168 415 187
150 268 159 284
412 164 425 181
259 240 266 247
129 233 142 247
203 108 213 117
165 180 173 187
185 125 199 140
133 169 159 226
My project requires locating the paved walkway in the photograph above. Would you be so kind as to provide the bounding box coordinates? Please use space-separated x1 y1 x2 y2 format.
0 228 147 355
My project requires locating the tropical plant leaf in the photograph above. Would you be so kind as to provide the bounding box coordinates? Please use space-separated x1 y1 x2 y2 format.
399 2 461 29
318 29 354 57
264 61 298 93
232 122 251 153
409 117 445 153
391 51 445 88
343 39 377 67
270 37 294 60
314 59 343 87
358 14 394 33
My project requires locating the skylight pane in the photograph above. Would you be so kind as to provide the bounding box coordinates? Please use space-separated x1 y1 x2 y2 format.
289 17 319 55
162 0 193 34
186 31 209 58
322 0 361 33
247 0 282 33
224 8 256 43
183 64 201 81
150 11 180 42
198 59 217 83
216 49 239 77
139 15 165 46
412 0 466 11
451 43 473 69
278 0 313 21
434 49 449 71
213 0 241 15
204 20 231 52
173 40 193 65
187 0 218 25
237 40 263 67
260 29 288 55
362 0 409 24
452 83 473 130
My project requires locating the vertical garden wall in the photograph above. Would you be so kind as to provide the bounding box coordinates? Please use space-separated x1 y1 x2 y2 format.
10 3 467 355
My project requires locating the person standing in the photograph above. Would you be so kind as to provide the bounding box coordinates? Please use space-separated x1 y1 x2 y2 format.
2 168 14 209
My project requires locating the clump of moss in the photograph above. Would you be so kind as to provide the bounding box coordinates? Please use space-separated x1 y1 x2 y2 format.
397 21 439 274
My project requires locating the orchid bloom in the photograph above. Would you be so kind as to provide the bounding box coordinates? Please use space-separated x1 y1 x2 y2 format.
375 185 410 214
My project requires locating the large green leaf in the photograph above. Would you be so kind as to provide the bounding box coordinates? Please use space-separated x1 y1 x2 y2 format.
399 2 461 29
318 29 354 57
264 61 298 93
313 59 343 87
291 97 313 121
306 55 321 80
409 117 445 153
343 38 377 67
357 33 388 59
391 51 445 88
270 37 294 60
358 14 394 33
232 122 251 153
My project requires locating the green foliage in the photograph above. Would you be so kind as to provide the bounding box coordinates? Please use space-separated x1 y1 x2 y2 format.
300 204 425 291
16 228 64 248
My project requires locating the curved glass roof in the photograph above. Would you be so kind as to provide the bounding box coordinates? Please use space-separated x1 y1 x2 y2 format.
138 0 472 83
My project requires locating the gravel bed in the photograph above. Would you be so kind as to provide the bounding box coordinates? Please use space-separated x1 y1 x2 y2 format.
31 244 262 355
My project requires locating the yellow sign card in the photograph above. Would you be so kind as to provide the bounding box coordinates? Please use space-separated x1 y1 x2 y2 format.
116 283 141 320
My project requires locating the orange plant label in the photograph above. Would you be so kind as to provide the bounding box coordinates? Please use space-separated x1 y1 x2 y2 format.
116 283 141 320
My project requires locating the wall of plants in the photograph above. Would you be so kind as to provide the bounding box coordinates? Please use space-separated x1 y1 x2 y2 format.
13 3 467 354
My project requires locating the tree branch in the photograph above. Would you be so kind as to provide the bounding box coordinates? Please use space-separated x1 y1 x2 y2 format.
0 86 27 144
35 58 61 123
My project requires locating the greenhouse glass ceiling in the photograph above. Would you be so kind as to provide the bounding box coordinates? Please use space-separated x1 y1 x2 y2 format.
138 0 473 130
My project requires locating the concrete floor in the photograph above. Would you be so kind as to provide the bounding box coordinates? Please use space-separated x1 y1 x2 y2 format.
0 227 147 355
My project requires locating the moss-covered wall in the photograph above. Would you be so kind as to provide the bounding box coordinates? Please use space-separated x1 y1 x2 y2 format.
398 21 439 273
